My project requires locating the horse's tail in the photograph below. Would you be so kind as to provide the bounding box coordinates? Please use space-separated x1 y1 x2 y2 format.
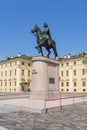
52 40 58 57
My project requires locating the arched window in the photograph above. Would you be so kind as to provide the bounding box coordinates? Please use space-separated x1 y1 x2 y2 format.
61 82 64 87
74 81 77 87
66 82 69 87
82 81 86 86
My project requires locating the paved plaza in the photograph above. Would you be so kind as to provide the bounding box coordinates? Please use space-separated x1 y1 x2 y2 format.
0 102 87 130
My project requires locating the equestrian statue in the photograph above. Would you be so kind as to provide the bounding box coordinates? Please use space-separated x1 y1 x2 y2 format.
31 23 58 59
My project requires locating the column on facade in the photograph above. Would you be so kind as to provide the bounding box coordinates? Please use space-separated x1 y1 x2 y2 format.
25 69 28 82
16 67 21 92
69 66 73 92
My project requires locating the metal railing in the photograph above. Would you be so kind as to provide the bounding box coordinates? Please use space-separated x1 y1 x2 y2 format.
44 93 87 113
0 92 87 114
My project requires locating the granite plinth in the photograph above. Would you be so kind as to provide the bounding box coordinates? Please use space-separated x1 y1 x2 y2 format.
31 56 59 99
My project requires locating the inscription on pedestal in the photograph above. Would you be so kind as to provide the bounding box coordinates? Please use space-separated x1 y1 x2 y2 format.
32 69 38 74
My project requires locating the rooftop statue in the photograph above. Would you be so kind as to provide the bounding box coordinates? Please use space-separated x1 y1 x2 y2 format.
31 23 58 59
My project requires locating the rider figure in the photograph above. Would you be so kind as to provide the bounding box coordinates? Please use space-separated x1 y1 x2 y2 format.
34 24 39 44
42 23 52 44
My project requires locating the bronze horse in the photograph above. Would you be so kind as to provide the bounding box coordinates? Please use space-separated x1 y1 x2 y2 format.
31 25 58 58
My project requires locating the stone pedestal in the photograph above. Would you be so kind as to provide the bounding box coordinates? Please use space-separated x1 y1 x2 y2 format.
30 56 60 99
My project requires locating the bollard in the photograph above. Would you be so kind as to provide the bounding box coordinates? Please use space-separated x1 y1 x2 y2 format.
44 100 48 114
60 93 62 110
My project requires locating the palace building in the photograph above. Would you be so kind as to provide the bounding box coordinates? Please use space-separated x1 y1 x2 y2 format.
59 52 87 92
0 53 32 92
0 52 87 93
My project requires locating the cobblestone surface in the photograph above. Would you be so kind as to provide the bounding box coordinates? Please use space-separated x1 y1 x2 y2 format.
0 103 87 130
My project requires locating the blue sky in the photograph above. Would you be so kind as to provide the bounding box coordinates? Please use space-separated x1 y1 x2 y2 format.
0 0 87 60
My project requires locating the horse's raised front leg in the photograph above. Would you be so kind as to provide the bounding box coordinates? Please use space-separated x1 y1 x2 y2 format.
47 50 51 58
35 45 43 56
40 47 43 56
35 46 40 53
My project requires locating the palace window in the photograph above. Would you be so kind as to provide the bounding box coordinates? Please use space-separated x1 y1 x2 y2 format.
73 69 76 76
66 89 69 91
74 61 76 65
61 82 64 87
66 63 69 66
61 71 64 77
9 81 11 86
82 69 85 75
14 81 16 86
66 70 69 76
61 89 64 91
28 82 30 86
74 89 77 92
82 60 87 64
22 62 24 65
14 69 16 75
66 82 69 87
82 81 86 87
74 81 77 87
5 81 7 86
82 60 85 64
5 71 7 76
28 70 30 76
61 63 63 67
28 63 30 66
14 88 16 91
22 70 24 76
83 89 86 92
10 70 11 76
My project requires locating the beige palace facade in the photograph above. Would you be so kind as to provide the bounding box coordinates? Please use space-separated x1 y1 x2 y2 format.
59 52 87 92
0 52 87 93
0 54 32 92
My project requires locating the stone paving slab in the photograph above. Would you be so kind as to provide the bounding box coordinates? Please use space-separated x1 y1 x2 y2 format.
0 103 87 130
0 126 9 130
1 97 86 114
0 106 20 114
0 98 45 113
